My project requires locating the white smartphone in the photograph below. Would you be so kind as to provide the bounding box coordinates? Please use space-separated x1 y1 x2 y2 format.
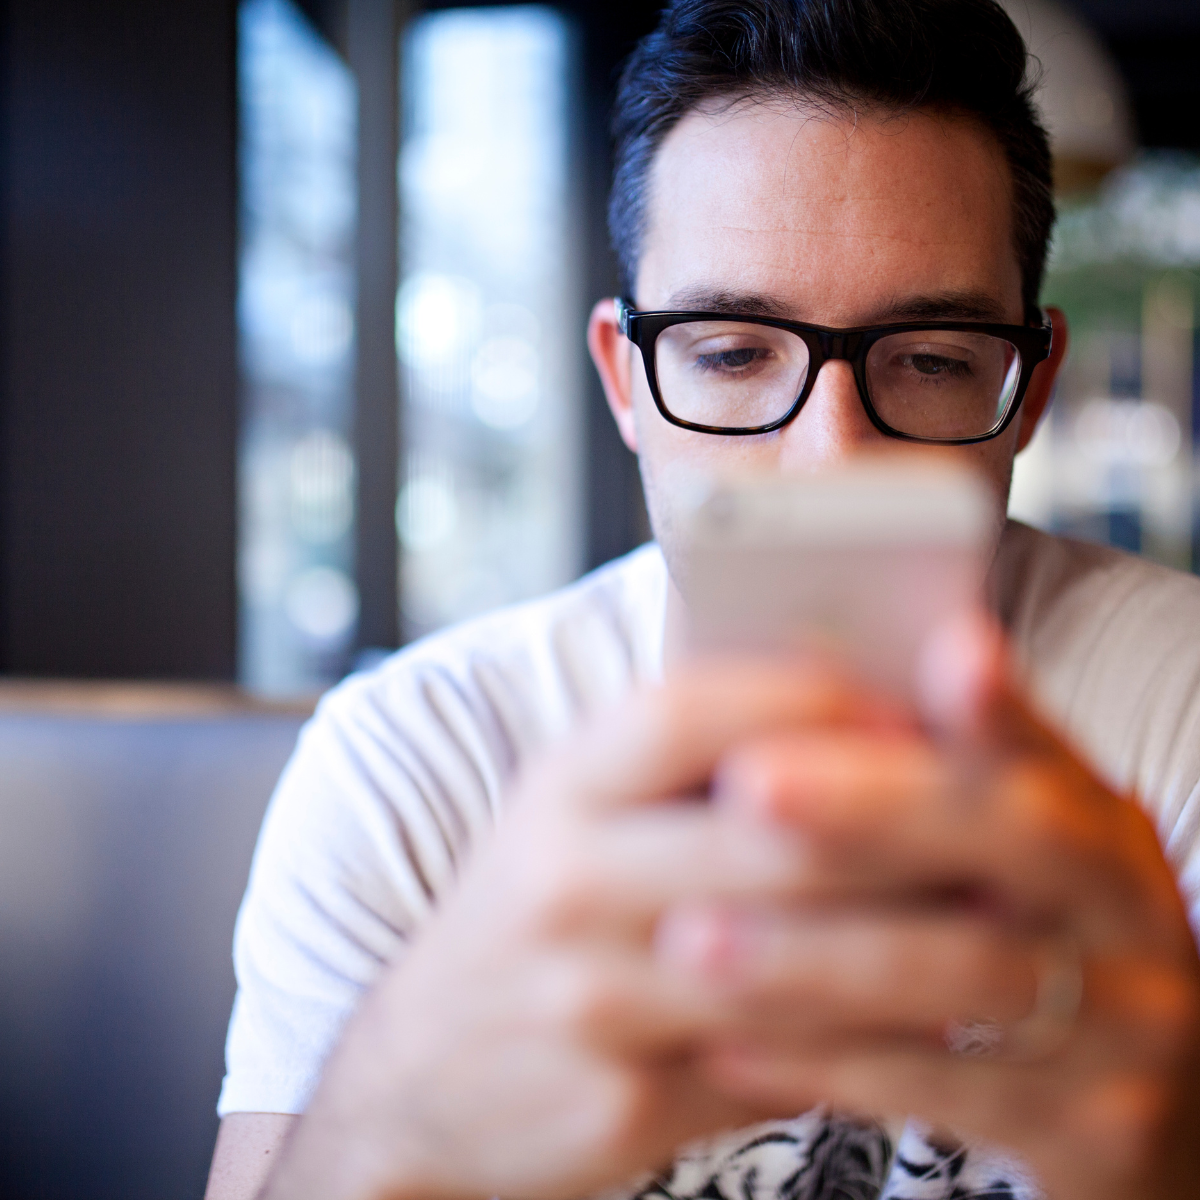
676 460 995 699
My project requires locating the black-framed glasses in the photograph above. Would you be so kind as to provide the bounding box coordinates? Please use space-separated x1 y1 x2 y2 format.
617 299 1054 445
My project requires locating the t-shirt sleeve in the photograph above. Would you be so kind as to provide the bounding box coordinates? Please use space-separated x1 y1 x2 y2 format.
217 661 511 1116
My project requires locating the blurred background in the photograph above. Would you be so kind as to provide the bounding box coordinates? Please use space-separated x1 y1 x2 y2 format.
1 1 1198 1197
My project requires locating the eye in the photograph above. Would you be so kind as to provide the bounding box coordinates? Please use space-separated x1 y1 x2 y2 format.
902 352 973 379
694 347 770 373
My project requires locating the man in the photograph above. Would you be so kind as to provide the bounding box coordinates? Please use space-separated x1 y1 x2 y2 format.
206 2 1200 1198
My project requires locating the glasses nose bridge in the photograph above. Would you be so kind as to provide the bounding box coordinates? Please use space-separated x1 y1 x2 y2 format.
812 328 863 365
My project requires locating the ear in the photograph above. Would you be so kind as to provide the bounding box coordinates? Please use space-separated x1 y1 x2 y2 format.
1015 306 1069 454
587 298 639 453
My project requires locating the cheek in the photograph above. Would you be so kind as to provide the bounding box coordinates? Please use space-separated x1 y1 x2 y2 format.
960 431 1019 506
629 365 726 476
631 377 726 561
948 436 1019 557
633 407 793 576
634 393 783 492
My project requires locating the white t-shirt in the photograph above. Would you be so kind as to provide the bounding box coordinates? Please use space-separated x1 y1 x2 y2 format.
219 522 1200 1199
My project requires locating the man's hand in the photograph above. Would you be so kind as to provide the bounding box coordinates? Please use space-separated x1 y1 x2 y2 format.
257 616 1200 1200
260 665 898 1200
670 616 1200 1200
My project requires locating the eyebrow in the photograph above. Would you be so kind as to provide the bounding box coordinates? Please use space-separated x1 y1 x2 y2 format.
871 291 1011 323
663 287 794 318
659 286 1011 324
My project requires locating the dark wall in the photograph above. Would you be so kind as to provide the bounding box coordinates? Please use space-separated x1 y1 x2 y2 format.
1 0 239 678
573 0 661 567
1076 0 1200 151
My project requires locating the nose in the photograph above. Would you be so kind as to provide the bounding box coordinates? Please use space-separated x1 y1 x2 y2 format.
776 358 883 469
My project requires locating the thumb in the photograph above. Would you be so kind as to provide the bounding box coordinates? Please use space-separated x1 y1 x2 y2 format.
916 610 1057 758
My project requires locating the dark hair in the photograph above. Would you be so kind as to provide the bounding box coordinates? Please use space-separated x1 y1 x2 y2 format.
610 0 1055 315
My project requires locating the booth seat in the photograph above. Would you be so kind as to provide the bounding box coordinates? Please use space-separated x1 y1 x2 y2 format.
0 683 310 1200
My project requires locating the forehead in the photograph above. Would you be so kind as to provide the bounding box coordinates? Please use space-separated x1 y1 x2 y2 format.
640 99 1022 324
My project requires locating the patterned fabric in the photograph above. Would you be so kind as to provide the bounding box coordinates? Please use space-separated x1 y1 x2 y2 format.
615 1114 1041 1200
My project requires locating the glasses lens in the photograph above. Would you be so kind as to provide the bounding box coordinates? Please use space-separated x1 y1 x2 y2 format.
866 331 1022 440
653 321 810 430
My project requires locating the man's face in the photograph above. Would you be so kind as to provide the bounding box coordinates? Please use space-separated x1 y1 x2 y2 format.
591 99 1061 570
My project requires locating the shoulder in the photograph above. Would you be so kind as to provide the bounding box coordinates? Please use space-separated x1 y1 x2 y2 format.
996 520 1200 689
996 520 1200 834
996 520 1200 633
321 541 667 758
256 542 668 905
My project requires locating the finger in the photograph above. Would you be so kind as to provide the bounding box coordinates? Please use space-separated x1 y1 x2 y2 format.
528 659 910 815
521 947 734 1054
701 1040 1078 1157
520 933 1193 1071
713 727 1034 901
913 614 1184 942
683 933 1194 1073
714 728 951 834
917 609 1068 761
506 807 818 938
656 906 1039 1036
713 728 1171 943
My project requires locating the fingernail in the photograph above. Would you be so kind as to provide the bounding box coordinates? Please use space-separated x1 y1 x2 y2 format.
916 611 1003 735
710 756 773 817
656 907 747 977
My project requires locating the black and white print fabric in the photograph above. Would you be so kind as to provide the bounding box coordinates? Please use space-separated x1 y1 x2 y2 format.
611 1112 1041 1200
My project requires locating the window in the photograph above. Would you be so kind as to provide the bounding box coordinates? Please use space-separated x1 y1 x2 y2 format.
238 0 359 694
1010 154 1200 568
396 6 584 639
